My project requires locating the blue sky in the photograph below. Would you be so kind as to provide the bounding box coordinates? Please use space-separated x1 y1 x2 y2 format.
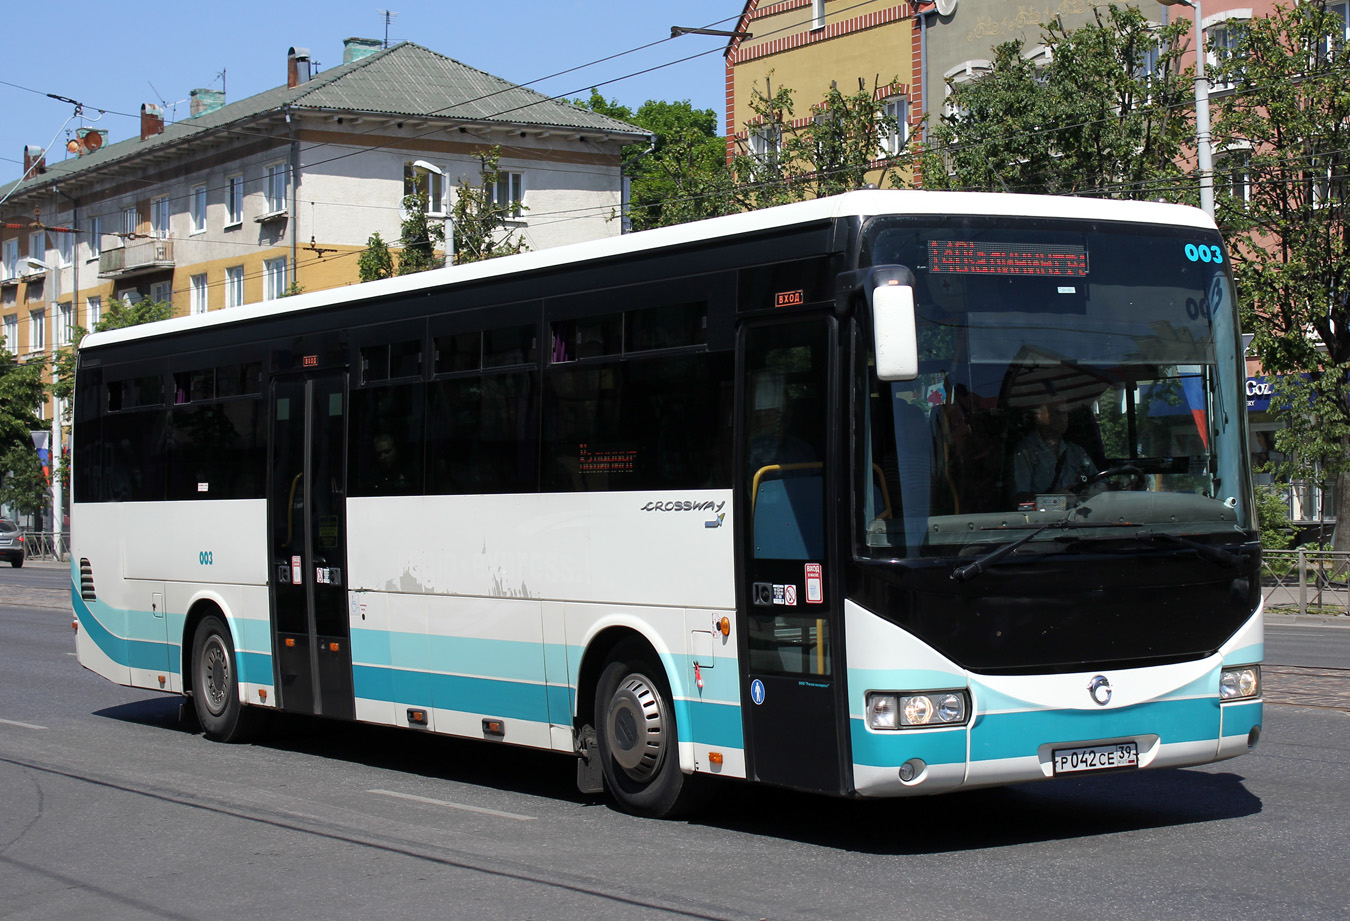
0 0 741 182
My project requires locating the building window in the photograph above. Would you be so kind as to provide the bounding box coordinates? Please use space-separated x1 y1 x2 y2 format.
190 274 208 314
29 231 45 267
150 281 172 305
86 296 101 330
152 197 171 239
1 239 16 280
1217 149 1252 204
56 231 73 267
880 95 909 157
749 125 781 163
264 257 288 299
811 0 825 31
490 171 524 218
226 176 243 226
1205 15 1250 93
265 163 289 214
404 160 446 215
29 308 45 353
123 206 139 237
225 265 244 308
57 302 73 345
88 216 102 261
2 314 17 354
1325 1 1350 56
191 185 207 234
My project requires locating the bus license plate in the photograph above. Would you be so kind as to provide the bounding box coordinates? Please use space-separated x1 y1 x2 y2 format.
1052 742 1139 775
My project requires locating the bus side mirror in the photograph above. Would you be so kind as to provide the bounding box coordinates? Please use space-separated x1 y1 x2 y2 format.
873 283 918 381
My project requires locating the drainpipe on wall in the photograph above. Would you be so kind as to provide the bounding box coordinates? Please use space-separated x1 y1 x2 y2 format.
52 186 78 558
285 105 299 291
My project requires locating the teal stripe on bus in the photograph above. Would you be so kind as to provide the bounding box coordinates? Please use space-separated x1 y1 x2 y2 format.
850 719 968 768
1221 699 1262 737
351 665 550 722
73 591 177 673
970 696 1220 762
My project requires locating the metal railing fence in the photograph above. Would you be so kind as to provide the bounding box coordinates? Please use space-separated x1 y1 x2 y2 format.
1262 549 1350 616
18 531 68 561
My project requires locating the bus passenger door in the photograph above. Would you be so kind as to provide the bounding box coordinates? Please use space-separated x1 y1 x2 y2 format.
736 317 847 795
268 373 355 719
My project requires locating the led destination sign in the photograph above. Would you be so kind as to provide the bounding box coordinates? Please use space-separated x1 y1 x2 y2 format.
929 240 1088 277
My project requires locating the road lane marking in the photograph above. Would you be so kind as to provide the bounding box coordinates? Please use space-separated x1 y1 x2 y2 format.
368 788 535 821
0 718 48 730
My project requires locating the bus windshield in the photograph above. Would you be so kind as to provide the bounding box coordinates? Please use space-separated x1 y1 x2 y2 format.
858 215 1252 560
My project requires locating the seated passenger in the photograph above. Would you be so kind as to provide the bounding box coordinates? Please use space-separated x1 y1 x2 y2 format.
1011 398 1096 500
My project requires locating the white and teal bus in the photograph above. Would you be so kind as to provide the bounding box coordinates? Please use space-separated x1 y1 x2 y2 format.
72 191 1263 817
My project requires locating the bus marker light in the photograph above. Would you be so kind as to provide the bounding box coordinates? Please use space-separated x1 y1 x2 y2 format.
482 718 504 737
72 620 78 632
328 642 340 652
407 709 427 725
718 617 730 637
709 752 724 766
285 638 296 647
258 689 268 701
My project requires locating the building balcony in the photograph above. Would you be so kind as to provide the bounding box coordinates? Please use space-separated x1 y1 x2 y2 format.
99 239 174 278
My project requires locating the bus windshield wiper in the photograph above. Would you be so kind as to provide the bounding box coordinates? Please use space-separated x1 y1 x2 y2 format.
1135 529 1241 568
950 512 1124 583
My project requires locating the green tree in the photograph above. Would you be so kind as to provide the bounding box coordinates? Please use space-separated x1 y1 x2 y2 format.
0 341 48 520
397 193 447 275
574 90 734 229
922 5 1193 200
1210 1 1350 546
451 147 529 265
358 231 395 282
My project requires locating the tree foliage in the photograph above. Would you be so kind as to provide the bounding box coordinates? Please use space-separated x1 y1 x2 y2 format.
922 5 1193 200
357 231 395 282
397 193 447 274
451 147 529 264
1210 0 1350 544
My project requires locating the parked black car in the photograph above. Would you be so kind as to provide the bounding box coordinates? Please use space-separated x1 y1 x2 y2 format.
0 519 25 567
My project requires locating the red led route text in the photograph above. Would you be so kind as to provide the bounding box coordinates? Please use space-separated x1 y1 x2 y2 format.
928 240 1088 277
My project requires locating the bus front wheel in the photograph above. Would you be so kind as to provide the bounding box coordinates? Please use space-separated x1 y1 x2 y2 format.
191 615 261 743
594 641 704 818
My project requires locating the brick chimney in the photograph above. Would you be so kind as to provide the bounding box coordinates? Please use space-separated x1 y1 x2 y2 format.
141 103 164 140
23 145 46 176
343 37 382 64
287 47 313 88
190 88 226 117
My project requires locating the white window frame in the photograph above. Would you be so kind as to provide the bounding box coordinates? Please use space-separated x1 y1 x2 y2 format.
3 314 17 354
1204 10 1251 94
88 216 102 262
1216 148 1252 204
491 171 525 219
879 95 910 157
56 230 73 267
225 265 245 308
943 59 993 118
1325 1 1350 57
28 308 45 353
264 257 288 299
226 175 244 227
190 185 207 234
56 301 72 346
265 163 289 215
404 160 446 216
190 273 208 315
86 295 101 330
123 206 138 237
151 197 171 239
2 239 17 280
29 231 45 268
150 281 172 305
811 0 825 31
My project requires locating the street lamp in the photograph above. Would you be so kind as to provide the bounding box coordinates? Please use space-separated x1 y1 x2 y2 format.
1161 0 1215 218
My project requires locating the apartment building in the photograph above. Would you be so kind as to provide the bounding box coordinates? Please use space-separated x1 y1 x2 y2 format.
0 37 649 532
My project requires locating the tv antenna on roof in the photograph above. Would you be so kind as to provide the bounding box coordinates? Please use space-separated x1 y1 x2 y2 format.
377 9 398 48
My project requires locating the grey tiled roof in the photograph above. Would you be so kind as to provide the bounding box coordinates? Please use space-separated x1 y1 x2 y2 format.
2 42 649 200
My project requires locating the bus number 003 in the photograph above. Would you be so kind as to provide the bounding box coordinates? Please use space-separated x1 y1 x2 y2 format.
199 551 213 565
1184 243 1223 264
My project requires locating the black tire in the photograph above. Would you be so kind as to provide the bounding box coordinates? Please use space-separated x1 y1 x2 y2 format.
10 558 20 568
594 640 706 818
191 614 261 742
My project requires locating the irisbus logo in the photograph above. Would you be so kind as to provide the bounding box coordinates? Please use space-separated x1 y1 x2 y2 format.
1087 675 1113 706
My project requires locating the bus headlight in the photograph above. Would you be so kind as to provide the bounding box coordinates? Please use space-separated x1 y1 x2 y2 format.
866 690 970 730
1220 665 1261 700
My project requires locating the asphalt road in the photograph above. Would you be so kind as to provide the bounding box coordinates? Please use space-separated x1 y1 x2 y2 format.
2 561 1349 920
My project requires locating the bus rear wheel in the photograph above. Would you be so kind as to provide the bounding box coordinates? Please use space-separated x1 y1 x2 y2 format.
594 641 704 818
191 615 261 743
